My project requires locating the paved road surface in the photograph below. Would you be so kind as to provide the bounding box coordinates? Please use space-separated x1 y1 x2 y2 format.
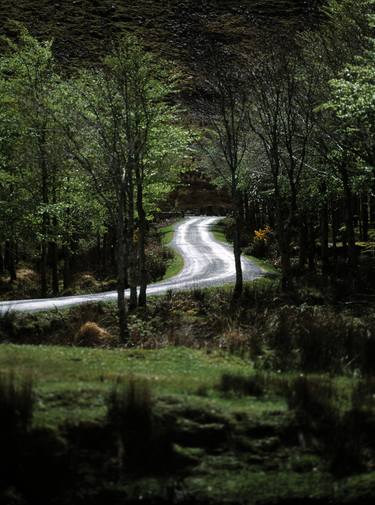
0 216 263 314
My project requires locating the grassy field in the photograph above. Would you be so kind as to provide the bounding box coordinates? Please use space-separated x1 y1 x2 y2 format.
1 341 374 504
0 343 281 427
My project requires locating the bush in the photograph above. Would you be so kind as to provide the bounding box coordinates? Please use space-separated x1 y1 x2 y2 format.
145 240 173 282
245 238 268 258
0 371 34 435
286 376 369 476
286 376 337 432
0 372 34 486
75 321 118 347
259 304 372 373
244 226 277 259
106 376 174 474
217 372 266 397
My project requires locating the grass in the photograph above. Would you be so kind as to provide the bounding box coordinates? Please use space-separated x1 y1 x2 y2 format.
0 342 372 503
211 222 227 244
0 344 284 427
185 468 332 504
0 342 358 426
159 224 176 246
159 221 184 281
163 251 184 280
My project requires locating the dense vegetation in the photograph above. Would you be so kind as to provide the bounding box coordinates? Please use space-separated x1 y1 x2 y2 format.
1 0 375 503
0 28 190 340
197 0 375 295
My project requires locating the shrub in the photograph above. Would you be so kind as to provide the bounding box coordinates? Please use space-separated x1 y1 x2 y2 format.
286 376 337 431
217 372 266 397
286 376 367 475
75 321 118 347
73 272 100 291
245 226 276 259
191 287 205 300
218 327 249 355
106 376 174 474
0 372 34 485
260 304 371 373
145 241 173 282
0 310 17 341
0 371 34 435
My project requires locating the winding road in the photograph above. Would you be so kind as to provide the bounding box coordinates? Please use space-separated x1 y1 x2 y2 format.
0 216 263 314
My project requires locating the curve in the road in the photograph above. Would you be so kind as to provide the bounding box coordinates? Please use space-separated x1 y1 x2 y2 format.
0 216 264 313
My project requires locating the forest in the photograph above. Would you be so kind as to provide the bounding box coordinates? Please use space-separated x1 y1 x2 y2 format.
0 0 375 504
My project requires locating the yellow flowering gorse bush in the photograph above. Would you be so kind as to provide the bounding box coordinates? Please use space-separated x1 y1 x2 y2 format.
254 226 273 242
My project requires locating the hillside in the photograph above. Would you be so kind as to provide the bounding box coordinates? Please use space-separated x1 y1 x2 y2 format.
0 0 322 68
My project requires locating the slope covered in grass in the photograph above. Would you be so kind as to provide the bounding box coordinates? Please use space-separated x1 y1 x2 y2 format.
1 342 375 504
0 343 275 426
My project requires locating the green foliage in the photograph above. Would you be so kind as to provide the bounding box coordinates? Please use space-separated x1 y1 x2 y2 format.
313 0 375 165
315 0 374 175
0 26 107 277
60 34 190 219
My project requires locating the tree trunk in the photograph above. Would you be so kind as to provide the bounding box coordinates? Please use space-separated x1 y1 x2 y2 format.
40 241 48 296
63 245 71 290
331 201 338 268
96 234 102 273
361 191 369 242
135 165 147 307
0 244 4 275
39 132 49 297
232 184 243 300
127 167 138 310
320 199 330 274
243 195 251 231
50 240 59 296
110 229 117 277
275 197 291 290
341 166 357 269
102 234 107 276
307 222 316 272
5 239 17 282
117 185 130 344
233 213 243 299
298 220 308 270
280 243 291 290
49 168 59 296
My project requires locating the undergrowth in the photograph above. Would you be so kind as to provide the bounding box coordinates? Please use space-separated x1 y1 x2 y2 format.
2 278 375 376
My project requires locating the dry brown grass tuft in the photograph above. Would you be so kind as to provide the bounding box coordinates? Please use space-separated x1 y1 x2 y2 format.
75 322 119 348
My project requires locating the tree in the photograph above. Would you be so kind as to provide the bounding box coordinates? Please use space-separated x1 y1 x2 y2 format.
105 39 189 307
0 27 105 296
198 46 251 299
248 42 318 288
60 35 188 341
0 27 60 295
303 0 375 273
